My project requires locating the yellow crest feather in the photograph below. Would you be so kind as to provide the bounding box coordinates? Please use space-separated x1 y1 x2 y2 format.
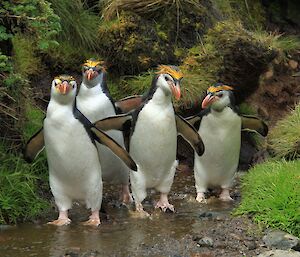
156 65 183 80
83 59 104 68
208 85 233 93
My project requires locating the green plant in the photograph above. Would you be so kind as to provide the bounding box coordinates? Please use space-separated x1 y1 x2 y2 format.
268 103 300 160
0 150 49 224
12 34 43 77
0 0 61 51
49 0 100 50
23 102 45 141
235 160 300 237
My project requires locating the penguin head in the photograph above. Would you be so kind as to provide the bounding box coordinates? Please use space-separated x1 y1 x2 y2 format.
202 83 234 111
51 75 77 103
82 59 105 87
155 65 183 100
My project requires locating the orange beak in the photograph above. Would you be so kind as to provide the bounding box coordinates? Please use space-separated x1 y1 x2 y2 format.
201 94 216 109
57 81 71 95
86 69 97 81
169 80 181 100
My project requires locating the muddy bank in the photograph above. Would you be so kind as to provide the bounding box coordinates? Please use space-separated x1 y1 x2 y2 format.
0 171 269 257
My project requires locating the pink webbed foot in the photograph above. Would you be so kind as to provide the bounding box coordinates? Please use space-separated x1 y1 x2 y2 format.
130 202 150 218
47 218 71 226
219 188 234 202
155 193 175 213
196 192 207 203
47 211 71 226
82 218 101 227
82 210 101 227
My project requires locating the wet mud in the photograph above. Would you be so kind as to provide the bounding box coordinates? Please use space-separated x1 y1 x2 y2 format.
0 169 266 257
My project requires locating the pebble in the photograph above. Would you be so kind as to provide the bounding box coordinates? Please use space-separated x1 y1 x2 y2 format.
263 230 300 250
258 249 300 257
197 237 214 247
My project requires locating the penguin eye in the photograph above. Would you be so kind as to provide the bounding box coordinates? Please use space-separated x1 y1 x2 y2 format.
70 81 76 88
54 79 61 85
218 93 223 98
83 66 89 71
164 75 170 82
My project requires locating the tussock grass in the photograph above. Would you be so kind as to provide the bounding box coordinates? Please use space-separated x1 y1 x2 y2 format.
49 0 100 50
268 104 300 160
101 0 203 20
251 31 300 53
235 160 300 237
0 150 49 224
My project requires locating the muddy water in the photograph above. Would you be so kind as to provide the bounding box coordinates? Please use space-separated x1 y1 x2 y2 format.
0 170 237 257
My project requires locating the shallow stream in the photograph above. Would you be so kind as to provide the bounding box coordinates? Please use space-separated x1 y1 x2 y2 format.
0 170 237 257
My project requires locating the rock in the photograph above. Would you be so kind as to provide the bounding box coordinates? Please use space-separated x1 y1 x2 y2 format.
264 69 274 80
263 230 300 250
197 237 214 247
288 60 298 70
245 240 257 250
198 211 224 220
258 249 300 257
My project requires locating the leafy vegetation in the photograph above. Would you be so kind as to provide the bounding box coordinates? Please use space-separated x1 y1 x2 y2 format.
0 149 49 224
235 160 300 237
268 104 300 160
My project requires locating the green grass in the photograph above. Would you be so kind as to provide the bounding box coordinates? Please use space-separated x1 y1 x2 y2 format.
268 104 300 160
0 150 49 224
235 160 300 237
23 102 45 141
12 34 43 77
251 31 300 53
49 0 100 50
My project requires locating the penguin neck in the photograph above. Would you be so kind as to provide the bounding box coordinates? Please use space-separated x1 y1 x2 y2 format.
151 87 172 106
48 97 75 115
81 73 105 96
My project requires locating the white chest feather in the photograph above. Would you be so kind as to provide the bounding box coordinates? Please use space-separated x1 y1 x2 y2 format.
44 101 101 195
130 97 177 180
76 83 128 183
76 84 115 122
195 107 241 185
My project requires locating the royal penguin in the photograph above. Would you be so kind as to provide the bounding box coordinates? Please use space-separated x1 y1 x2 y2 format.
94 65 205 217
24 75 137 226
76 59 132 204
187 83 268 203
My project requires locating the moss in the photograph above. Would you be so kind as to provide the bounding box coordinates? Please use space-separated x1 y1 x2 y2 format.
12 34 43 78
235 160 300 237
97 12 177 75
97 1 216 75
44 41 101 73
268 103 300 160
181 20 276 105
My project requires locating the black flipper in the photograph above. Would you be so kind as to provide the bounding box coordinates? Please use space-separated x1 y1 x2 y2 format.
94 114 132 132
241 115 268 136
24 128 45 162
176 114 205 156
90 127 137 171
94 114 133 151
73 104 137 171
115 95 143 113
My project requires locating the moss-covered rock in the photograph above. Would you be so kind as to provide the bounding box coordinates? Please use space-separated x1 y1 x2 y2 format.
181 20 277 107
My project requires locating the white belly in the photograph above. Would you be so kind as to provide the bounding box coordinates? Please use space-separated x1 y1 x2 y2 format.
44 107 102 202
194 107 241 187
76 89 129 184
130 101 177 188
